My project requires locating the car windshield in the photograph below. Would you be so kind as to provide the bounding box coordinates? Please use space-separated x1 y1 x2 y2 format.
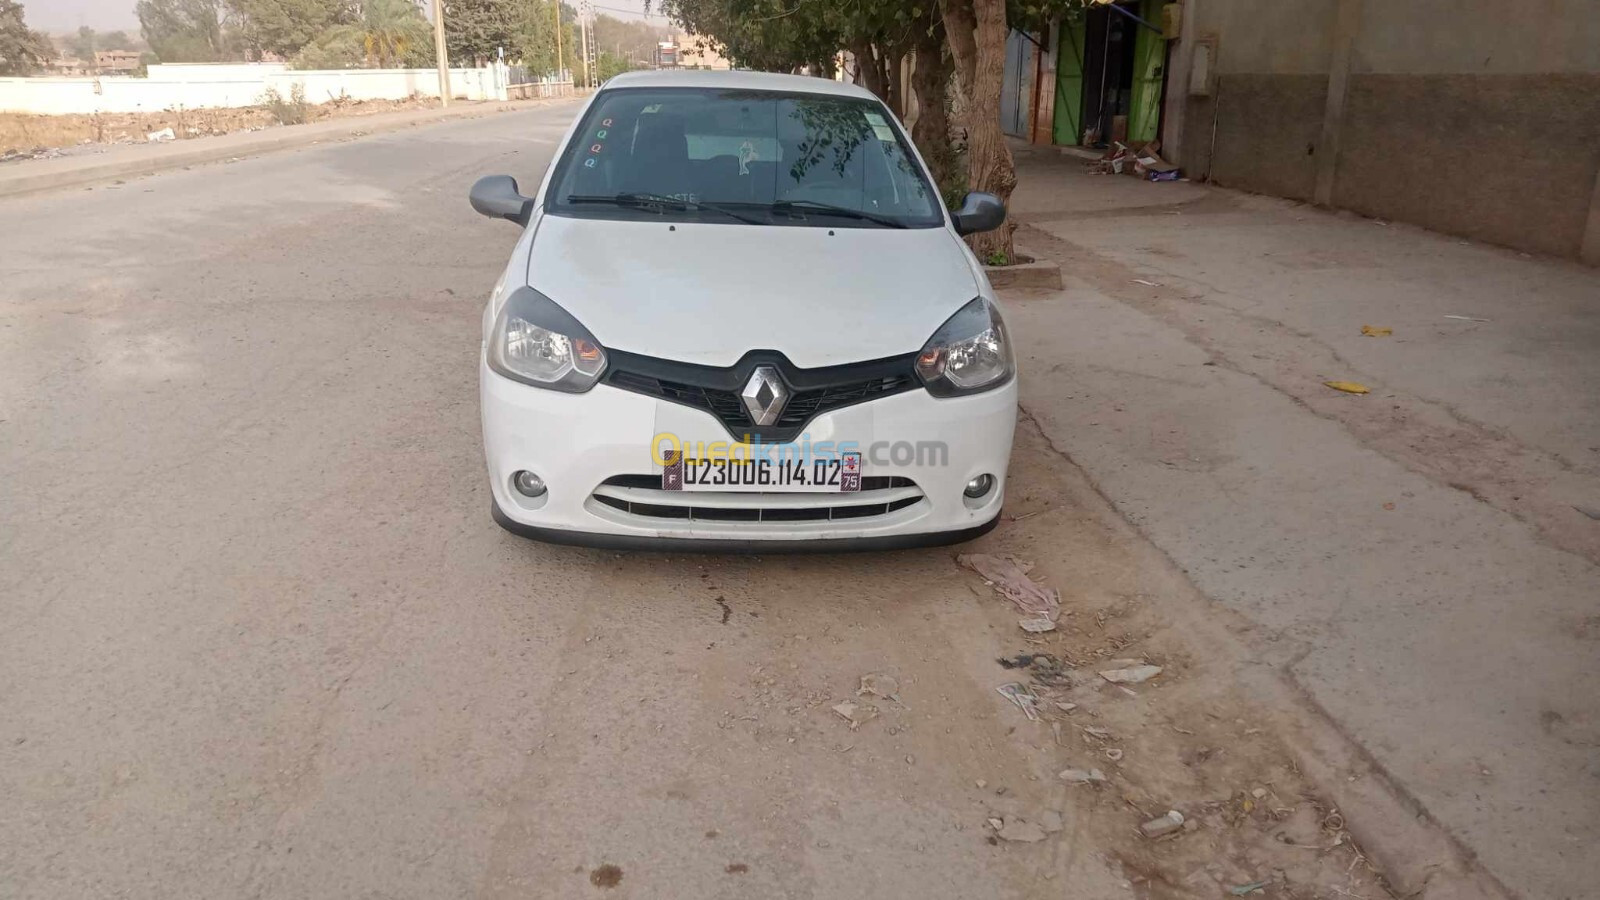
546 86 944 228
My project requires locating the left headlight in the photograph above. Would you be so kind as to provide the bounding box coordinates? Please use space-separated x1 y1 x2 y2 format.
914 297 1014 396
487 287 608 392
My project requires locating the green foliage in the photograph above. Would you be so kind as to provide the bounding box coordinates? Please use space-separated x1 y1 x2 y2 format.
231 0 352 58
62 26 144 60
984 249 1009 266
506 0 572 77
649 0 841 73
289 26 363 67
101 30 139 51
0 0 52 75
444 0 519 63
593 49 632 82
66 25 97 59
261 82 310 123
296 0 429 68
137 0 229 62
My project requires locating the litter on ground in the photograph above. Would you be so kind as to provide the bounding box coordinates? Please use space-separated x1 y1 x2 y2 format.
996 682 1042 722
1323 381 1370 394
958 553 1060 621
831 700 878 729
1359 325 1392 336
1139 810 1186 838
1100 663 1163 685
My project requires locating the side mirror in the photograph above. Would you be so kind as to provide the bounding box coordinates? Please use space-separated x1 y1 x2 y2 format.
951 191 1006 236
470 175 533 226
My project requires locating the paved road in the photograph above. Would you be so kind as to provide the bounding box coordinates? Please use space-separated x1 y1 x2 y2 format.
1 103 1484 900
0 103 1129 900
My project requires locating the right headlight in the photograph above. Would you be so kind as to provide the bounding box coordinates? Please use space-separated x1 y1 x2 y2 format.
487 287 608 392
914 296 1014 396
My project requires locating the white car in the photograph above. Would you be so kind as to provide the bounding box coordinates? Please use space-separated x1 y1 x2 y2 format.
469 69 1017 550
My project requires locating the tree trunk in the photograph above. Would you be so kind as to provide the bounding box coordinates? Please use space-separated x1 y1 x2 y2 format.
852 40 887 101
881 46 905 118
910 23 955 198
940 0 1016 261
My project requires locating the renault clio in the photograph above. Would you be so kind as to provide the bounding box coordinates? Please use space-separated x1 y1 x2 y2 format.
470 70 1016 550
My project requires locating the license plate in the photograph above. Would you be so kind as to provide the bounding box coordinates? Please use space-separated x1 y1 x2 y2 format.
663 452 861 492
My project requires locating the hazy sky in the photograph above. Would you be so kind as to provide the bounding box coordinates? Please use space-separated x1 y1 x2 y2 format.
26 0 661 35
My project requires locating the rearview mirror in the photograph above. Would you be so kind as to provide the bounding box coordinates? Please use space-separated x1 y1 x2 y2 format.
470 175 533 226
951 191 1006 236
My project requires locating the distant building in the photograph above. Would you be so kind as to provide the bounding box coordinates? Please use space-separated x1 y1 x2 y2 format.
673 34 730 71
46 57 95 76
94 50 142 73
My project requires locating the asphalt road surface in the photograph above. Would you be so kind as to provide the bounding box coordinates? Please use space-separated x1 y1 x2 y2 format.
0 103 1102 899
2 102 1424 900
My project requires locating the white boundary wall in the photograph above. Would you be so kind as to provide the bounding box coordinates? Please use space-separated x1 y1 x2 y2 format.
0 63 511 115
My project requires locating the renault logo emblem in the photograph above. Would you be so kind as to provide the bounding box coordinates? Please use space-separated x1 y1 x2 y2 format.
740 366 788 426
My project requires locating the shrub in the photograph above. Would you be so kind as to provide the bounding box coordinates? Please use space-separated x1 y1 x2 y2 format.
260 84 310 126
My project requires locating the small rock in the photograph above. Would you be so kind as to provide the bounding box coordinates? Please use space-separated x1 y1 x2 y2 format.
1251 787 1267 799
1139 810 1186 839
1019 617 1056 633
1059 767 1107 784
1054 701 1077 713
1100 664 1163 685
975 779 987 789
1104 748 1124 761
831 701 878 729
858 672 900 700
998 819 1047 843
1039 810 1065 833
986 817 1004 831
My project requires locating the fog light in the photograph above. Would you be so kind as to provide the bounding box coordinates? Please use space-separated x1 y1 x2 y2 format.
963 474 995 499
512 470 547 497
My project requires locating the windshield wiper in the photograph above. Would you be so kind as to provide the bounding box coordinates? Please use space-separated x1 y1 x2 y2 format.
565 192 767 225
769 199 908 229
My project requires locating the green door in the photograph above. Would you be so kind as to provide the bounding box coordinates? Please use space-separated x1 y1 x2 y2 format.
1126 0 1166 144
1052 14 1087 145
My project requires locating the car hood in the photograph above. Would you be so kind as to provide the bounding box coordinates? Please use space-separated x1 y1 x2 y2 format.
523 214 982 368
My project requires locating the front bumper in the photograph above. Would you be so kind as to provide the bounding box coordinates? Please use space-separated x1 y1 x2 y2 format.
481 357 1017 549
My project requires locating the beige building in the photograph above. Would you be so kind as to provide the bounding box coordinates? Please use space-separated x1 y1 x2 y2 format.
674 34 731 70
93 50 142 73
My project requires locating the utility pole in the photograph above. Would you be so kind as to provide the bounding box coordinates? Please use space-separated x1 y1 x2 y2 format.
578 1 591 88
554 0 564 87
432 0 451 108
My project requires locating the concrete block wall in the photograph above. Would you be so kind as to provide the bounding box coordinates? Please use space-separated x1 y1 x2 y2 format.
1171 0 1600 263
0 64 505 116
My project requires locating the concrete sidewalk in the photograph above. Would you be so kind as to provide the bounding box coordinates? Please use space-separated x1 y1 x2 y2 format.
1002 143 1600 900
0 97 578 198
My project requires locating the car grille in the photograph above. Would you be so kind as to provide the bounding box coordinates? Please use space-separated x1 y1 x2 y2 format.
590 474 925 523
603 350 922 442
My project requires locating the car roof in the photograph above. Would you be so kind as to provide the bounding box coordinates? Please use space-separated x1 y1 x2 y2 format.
600 69 879 100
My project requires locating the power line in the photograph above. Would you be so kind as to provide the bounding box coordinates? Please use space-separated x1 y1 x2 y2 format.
591 3 660 19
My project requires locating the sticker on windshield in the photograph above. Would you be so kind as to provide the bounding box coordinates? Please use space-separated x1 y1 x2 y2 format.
864 111 895 141
641 103 661 114
738 140 757 175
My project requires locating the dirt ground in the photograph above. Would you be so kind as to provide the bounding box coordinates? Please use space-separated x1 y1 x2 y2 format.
937 423 1393 899
0 94 444 157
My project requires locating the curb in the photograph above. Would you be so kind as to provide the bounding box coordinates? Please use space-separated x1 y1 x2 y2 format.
985 258 1063 291
0 99 572 199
